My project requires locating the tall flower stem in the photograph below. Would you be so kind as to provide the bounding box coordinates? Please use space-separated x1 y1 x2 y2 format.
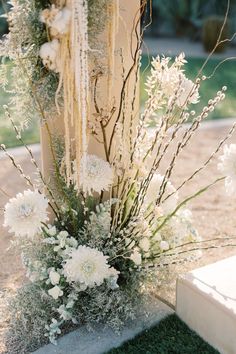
153 176 225 235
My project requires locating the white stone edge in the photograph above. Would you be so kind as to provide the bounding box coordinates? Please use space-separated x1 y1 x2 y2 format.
176 276 236 321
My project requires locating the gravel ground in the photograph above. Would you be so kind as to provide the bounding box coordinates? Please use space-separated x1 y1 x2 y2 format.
1 122 236 352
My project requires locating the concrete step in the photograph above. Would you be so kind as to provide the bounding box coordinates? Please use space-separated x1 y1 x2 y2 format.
33 296 173 354
176 256 236 354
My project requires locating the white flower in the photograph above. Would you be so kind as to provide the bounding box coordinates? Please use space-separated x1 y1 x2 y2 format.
179 208 192 221
49 269 60 285
153 233 162 242
130 249 142 265
145 174 178 214
63 245 114 287
39 39 61 72
218 144 236 195
57 231 69 248
40 5 60 26
47 226 57 236
48 285 63 299
139 237 150 252
40 5 71 37
79 155 113 195
4 190 48 237
177 76 199 107
50 7 71 37
160 240 169 251
150 55 199 109
159 66 180 97
107 267 120 290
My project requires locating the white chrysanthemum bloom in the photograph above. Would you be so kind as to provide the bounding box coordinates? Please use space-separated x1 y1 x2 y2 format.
145 174 178 214
63 245 114 287
218 144 236 195
79 155 113 195
50 7 71 37
48 285 63 300
130 249 142 265
39 39 61 72
4 190 49 237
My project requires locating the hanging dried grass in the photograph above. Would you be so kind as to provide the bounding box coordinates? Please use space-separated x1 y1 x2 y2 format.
107 0 119 101
56 0 90 186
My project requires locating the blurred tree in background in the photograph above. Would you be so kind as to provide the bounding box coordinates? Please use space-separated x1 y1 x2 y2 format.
149 0 236 40
0 1 10 37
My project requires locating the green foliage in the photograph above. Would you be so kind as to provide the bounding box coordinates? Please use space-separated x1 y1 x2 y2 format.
107 314 219 354
153 0 204 36
4 283 57 353
152 0 236 37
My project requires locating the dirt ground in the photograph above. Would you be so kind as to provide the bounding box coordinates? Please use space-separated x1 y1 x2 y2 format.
0 121 236 352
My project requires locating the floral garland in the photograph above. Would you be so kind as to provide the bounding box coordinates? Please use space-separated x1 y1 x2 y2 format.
1 0 236 351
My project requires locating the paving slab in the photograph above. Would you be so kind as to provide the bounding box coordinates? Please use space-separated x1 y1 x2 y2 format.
142 37 236 58
176 255 236 354
33 297 173 354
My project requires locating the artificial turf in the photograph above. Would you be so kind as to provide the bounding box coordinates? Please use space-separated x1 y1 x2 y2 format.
106 314 219 354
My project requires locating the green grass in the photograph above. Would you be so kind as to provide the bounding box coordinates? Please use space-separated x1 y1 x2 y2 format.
141 55 236 120
107 314 219 354
0 118 40 148
0 56 235 148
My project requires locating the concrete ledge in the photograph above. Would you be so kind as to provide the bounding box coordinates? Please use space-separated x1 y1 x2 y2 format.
33 297 173 354
176 256 236 354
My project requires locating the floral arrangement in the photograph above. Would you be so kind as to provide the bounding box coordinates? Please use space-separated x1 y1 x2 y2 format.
1 0 236 351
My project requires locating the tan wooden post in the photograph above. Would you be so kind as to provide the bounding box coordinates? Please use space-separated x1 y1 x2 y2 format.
40 0 140 180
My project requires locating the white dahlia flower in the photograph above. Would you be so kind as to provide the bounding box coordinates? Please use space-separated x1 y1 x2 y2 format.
4 190 49 237
218 144 236 195
145 174 178 214
39 39 61 72
63 245 115 287
79 155 113 195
